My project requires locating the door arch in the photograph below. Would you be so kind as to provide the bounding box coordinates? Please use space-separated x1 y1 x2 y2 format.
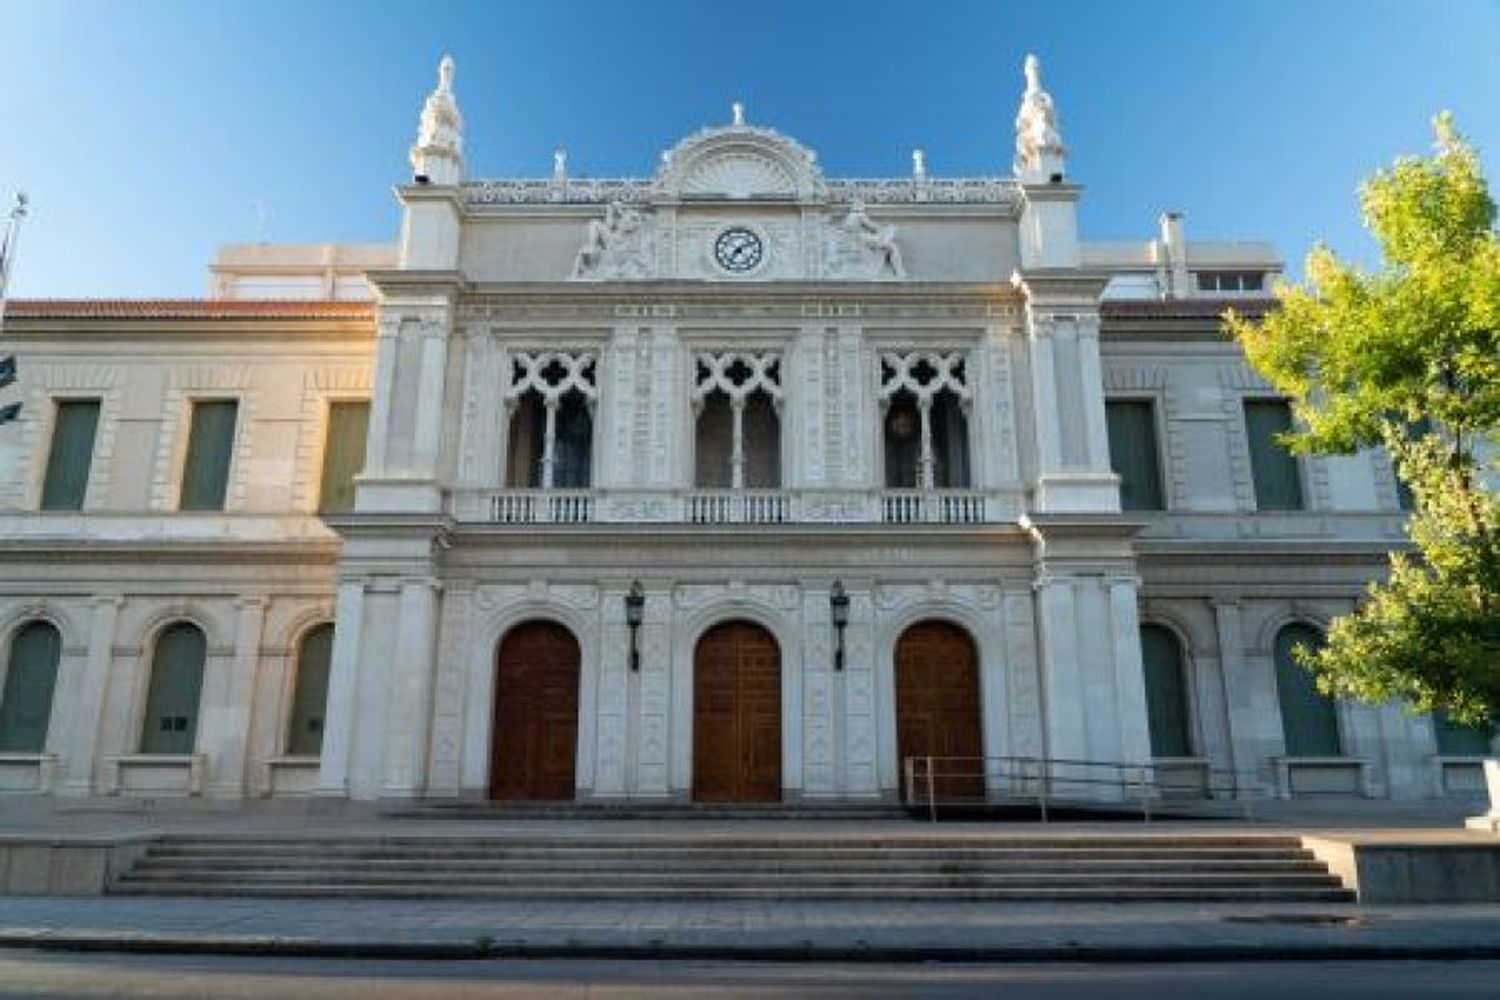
895 620 984 801
490 620 580 800
693 620 781 802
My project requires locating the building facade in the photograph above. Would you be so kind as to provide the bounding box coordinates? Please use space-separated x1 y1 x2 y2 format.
0 57 1492 804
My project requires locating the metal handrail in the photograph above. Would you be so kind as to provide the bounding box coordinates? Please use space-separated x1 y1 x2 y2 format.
902 754 1272 823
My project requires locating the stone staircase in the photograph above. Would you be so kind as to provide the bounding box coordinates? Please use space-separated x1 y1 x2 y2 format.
109 832 1353 902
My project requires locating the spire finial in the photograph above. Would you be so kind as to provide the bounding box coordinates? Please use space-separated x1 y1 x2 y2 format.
410 54 464 184
1014 53 1066 182
731 101 745 127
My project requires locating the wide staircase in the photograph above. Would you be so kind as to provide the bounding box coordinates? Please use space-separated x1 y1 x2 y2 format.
109 832 1353 902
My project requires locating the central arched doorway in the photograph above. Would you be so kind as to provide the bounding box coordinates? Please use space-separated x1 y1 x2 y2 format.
895 620 984 802
693 620 781 802
490 620 580 800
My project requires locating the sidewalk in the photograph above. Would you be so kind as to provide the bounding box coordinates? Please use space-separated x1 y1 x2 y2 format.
4 895 1500 962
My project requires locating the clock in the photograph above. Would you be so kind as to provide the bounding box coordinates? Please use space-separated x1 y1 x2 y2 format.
713 227 764 273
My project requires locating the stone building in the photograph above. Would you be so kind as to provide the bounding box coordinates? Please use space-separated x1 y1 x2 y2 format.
0 56 1491 805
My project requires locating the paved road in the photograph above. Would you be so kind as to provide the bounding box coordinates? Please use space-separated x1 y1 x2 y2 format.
2 955 1500 999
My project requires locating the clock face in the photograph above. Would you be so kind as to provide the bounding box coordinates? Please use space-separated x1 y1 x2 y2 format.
714 227 764 273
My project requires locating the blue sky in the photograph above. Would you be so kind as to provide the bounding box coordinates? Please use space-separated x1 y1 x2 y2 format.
1 0 1497 297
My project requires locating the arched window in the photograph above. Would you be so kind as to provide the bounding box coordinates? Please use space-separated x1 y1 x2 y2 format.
504 352 598 489
139 622 206 754
879 352 971 490
693 354 782 489
286 624 334 756
0 621 62 753
1139 624 1193 758
1274 624 1341 756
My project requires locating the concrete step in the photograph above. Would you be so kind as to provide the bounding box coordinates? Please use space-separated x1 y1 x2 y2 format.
108 881 1355 902
110 831 1349 904
127 856 1331 874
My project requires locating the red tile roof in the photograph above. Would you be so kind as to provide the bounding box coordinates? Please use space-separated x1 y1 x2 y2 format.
1101 297 1277 320
4 299 376 320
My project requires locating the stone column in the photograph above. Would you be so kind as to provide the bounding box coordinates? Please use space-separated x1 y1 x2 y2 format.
316 580 366 796
381 577 442 797
202 596 266 798
58 596 122 796
1014 274 1118 514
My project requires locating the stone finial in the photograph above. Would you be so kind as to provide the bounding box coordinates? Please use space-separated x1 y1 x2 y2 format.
732 101 746 127
1014 53 1066 182
553 148 568 182
409 54 464 185
912 148 928 181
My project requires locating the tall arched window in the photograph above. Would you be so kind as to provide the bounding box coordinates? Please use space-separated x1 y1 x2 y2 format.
1274 624 1341 756
139 622 206 754
693 353 782 489
287 624 334 756
879 352 971 490
1139 624 1192 758
0 621 62 753
504 352 597 489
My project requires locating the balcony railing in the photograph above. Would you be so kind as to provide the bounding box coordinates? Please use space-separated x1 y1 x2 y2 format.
455 488 1006 525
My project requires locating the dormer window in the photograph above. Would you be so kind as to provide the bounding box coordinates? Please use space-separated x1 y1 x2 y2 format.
1196 270 1265 293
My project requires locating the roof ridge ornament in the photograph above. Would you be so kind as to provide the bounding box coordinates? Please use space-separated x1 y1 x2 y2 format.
732 101 746 127
410 54 464 185
1014 53 1066 183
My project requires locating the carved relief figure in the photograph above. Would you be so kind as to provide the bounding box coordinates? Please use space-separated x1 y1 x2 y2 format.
571 201 655 279
823 200 905 279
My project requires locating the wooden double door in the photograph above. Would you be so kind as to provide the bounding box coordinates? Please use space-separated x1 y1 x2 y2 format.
693 621 782 802
490 620 580 801
895 620 984 802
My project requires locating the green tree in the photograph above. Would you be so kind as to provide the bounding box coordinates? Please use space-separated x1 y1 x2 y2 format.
1227 113 1500 727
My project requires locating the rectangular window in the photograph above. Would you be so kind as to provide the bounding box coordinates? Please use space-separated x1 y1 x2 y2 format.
1196 271 1266 293
317 401 370 513
1244 399 1305 511
179 400 238 511
40 399 101 511
1105 400 1165 511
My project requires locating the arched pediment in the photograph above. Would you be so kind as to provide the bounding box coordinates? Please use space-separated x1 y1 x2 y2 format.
657 125 825 201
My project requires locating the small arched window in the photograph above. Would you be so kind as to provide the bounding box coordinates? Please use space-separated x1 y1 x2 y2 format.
1274 624 1341 756
139 622 206 754
1139 624 1193 758
287 624 334 756
0 621 62 753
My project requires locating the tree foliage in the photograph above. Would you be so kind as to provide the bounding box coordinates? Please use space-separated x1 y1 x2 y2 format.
1226 114 1500 726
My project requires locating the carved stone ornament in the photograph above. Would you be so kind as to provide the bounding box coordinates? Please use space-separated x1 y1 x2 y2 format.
571 201 657 280
410 55 463 184
1014 54 1066 179
823 201 905 279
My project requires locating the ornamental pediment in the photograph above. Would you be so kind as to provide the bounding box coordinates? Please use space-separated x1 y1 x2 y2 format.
657 123 824 201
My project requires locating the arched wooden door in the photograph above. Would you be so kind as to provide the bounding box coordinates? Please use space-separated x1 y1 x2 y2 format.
895 620 984 802
693 621 781 802
490 621 580 800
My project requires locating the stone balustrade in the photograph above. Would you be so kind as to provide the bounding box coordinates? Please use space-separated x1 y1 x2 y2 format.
453 488 1011 526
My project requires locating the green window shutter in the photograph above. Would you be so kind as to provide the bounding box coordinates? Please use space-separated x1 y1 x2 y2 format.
40 400 101 511
1106 400 1165 511
1244 400 1305 511
317 401 370 513
1433 711 1493 756
139 623 206 754
1139 625 1192 758
287 624 334 756
179 401 238 511
1274 625 1341 756
0 622 62 752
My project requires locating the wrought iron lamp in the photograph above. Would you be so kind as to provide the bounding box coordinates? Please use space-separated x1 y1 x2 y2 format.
625 580 645 672
830 579 850 671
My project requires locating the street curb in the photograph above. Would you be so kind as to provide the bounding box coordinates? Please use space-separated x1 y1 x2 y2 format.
5 934 1500 963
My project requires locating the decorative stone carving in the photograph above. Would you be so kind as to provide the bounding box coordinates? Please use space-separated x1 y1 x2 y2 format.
823 201 905 279
692 352 783 409
410 56 463 185
572 202 657 280
878 351 970 407
505 351 598 407
1014 54 1065 181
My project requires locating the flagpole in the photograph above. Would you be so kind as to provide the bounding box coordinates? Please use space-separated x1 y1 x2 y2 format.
0 192 30 333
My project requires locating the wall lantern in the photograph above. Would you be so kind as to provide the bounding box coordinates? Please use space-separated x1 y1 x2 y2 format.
830 579 850 672
624 580 646 672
